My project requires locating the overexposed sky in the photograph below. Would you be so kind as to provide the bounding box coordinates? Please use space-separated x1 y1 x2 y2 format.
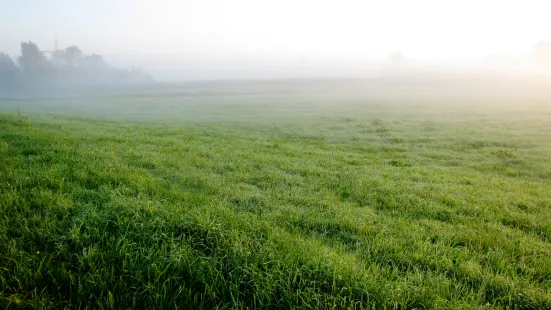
1 0 550 60
1 0 549 79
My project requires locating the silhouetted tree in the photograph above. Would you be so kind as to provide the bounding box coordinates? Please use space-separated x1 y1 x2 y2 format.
0 52 21 87
8 40 153 90
127 66 154 83
380 51 411 78
532 42 551 67
18 41 52 78
0 53 19 76
77 53 109 71
388 51 408 67
56 45 82 66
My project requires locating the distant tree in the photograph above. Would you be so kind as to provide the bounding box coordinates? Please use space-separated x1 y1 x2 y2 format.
18 41 52 77
381 51 411 78
127 66 154 83
532 41 551 67
0 52 19 75
9 40 153 89
50 46 84 85
0 52 21 86
388 51 408 67
57 45 82 66
77 53 109 71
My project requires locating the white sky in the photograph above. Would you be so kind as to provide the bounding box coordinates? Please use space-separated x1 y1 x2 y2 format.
139 0 550 60
1 0 550 79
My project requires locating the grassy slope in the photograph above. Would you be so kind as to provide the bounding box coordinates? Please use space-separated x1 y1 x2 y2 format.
1 95 551 309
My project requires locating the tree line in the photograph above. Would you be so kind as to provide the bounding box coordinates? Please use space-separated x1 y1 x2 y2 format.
0 41 153 91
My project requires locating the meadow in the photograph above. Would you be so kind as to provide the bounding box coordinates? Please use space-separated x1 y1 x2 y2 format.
1 79 551 309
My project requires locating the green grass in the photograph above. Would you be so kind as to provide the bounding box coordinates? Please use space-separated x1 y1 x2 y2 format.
1 84 551 309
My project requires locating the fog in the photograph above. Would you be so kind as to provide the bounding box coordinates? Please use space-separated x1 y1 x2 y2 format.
1 0 551 83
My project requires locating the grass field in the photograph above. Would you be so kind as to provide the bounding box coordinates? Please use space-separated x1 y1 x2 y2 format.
1 80 551 309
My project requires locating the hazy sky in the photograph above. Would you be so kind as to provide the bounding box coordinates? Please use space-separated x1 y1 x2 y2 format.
1 0 550 79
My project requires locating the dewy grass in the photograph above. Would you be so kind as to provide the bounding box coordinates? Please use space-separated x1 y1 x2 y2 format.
1 94 551 309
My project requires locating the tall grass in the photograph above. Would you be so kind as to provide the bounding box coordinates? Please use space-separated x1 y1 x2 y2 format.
1 106 550 308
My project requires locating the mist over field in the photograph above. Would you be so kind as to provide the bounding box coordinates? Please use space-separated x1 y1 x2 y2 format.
2 1 551 309
2 0 551 84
